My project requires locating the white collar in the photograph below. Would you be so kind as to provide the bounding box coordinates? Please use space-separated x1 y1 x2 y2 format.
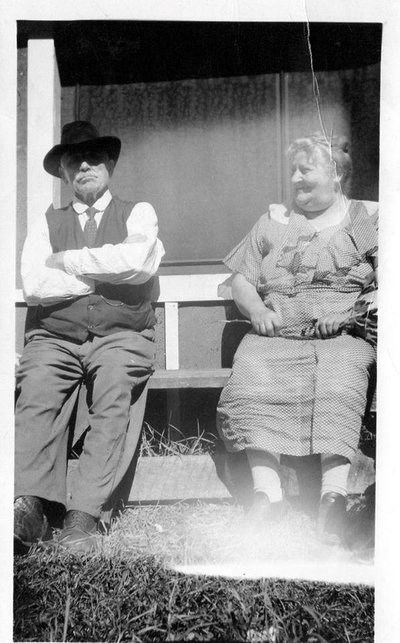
72 190 112 214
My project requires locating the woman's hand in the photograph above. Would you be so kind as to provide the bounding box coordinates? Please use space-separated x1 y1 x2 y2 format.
231 273 282 336
314 312 350 339
249 304 282 337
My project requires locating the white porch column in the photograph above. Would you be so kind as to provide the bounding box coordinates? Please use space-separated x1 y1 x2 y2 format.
27 39 61 230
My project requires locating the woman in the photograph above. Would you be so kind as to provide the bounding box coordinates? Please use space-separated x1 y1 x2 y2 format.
217 134 377 541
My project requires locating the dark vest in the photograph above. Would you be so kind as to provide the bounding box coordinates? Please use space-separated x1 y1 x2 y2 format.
31 196 156 342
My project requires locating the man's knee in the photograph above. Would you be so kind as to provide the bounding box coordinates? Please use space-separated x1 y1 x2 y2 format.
16 364 54 398
92 359 151 386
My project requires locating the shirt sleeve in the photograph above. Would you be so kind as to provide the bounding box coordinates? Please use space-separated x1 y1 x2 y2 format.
62 202 165 285
223 213 270 286
21 212 95 305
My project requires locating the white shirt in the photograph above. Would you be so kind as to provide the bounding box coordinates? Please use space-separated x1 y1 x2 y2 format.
21 190 165 305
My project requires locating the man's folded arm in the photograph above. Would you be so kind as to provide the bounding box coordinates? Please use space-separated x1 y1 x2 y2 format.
52 202 165 285
21 212 95 305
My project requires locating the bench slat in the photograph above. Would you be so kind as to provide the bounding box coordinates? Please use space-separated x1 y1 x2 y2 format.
149 368 231 389
164 302 180 369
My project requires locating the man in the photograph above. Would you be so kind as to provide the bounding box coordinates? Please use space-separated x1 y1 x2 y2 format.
14 121 165 553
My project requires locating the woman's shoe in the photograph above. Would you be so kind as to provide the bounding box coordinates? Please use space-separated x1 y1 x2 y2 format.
247 491 271 523
317 492 347 544
247 491 288 526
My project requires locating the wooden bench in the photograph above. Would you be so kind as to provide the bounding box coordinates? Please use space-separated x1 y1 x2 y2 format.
145 273 233 387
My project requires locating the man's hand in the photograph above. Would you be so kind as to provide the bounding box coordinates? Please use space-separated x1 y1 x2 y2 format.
250 304 282 337
313 312 350 339
45 252 67 271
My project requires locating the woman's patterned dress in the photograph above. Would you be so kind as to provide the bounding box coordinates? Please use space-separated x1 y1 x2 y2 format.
217 200 377 460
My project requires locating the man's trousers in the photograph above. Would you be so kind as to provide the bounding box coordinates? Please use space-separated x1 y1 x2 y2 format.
15 328 155 517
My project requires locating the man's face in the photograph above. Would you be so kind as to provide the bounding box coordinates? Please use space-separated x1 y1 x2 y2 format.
59 148 115 204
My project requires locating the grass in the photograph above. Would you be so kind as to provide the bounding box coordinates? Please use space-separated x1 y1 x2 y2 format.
139 422 217 458
14 502 374 642
15 418 376 641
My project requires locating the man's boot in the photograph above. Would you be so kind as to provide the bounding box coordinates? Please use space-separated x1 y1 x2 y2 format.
14 496 48 555
57 510 98 553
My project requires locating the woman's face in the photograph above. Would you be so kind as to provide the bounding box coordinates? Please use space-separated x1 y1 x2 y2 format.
290 150 339 212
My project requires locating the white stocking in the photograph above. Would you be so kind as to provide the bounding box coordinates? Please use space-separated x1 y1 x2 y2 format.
321 453 351 498
246 449 283 503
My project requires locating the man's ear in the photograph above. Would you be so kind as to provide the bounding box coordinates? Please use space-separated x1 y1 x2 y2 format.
58 167 68 184
107 159 116 177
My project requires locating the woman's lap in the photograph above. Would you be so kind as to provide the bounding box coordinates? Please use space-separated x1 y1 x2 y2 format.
217 333 375 459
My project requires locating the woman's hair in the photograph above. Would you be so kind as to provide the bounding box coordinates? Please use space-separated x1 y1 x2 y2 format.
287 133 352 194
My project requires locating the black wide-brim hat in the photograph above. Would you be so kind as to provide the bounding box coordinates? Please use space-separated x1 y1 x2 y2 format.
43 120 121 177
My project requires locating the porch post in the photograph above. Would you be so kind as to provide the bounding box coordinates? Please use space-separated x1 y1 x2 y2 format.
27 39 61 230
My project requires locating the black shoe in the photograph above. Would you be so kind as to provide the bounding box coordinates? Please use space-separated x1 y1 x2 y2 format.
57 510 98 553
247 491 288 526
342 488 375 556
353 545 374 565
317 492 347 544
14 496 48 554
